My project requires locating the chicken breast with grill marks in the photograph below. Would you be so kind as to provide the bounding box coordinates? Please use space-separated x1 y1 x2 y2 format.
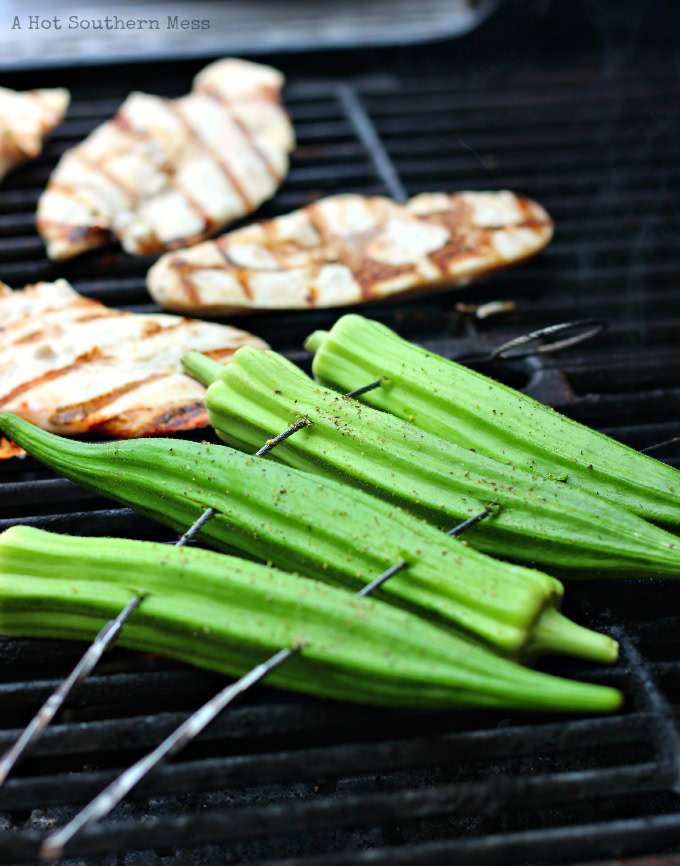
37 59 294 261
0 279 268 457
146 191 553 316
0 86 69 181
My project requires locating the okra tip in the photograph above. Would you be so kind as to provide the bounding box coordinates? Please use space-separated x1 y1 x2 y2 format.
527 605 619 665
304 330 330 353
182 352 225 387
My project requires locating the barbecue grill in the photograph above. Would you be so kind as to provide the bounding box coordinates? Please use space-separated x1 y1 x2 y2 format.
2 0 680 862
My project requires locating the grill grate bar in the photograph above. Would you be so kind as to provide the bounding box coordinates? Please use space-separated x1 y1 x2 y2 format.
1 764 669 864
611 631 680 793
335 84 408 202
257 811 680 866
0 713 656 810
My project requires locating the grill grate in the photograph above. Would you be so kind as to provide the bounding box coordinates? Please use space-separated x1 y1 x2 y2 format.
2 18 680 865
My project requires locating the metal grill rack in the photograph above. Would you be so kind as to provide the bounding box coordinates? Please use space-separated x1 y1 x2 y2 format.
2 23 680 866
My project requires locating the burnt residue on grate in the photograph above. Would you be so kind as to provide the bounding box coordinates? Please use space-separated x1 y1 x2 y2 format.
2 3 680 865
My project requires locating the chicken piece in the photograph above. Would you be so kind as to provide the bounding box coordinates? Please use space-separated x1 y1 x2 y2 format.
146 191 553 316
37 59 294 261
0 86 69 180
0 279 268 451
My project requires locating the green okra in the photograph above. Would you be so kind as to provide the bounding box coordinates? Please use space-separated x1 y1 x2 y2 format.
0 527 623 712
305 315 680 526
0 412 616 664
182 347 680 580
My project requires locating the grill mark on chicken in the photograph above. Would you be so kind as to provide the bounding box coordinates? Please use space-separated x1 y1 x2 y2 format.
0 279 269 451
115 106 213 234
49 371 171 427
36 215 112 248
0 299 100 338
38 61 292 260
165 98 252 214
166 256 202 307
202 347 241 361
202 85 280 182
0 351 100 409
125 400 208 437
306 204 413 299
76 151 137 205
147 191 553 315
73 310 123 324
11 327 60 346
214 239 255 301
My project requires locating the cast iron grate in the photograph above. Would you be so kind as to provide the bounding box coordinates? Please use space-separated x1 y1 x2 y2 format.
1 40 680 866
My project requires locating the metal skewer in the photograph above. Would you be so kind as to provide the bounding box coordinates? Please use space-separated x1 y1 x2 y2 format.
40 492 495 861
0 511 216 787
456 319 607 365
3 322 540 788
0 596 143 787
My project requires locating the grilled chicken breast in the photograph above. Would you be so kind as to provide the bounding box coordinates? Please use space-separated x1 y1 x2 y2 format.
37 59 294 261
0 86 69 181
0 279 267 456
146 191 553 316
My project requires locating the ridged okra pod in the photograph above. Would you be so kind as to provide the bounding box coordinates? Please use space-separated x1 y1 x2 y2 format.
183 347 680 579
0 412 616 664
0 527 622 713
306 315 680 526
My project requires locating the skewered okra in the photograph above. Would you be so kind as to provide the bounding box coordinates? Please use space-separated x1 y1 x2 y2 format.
305 315 680 526
0 412 616 663
0 526 622 713
182 347 680 578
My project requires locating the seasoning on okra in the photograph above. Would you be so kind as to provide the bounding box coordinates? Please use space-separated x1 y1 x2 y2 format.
182 346 680 578
305 314 680 526
0 526 623 713
0 412 616 664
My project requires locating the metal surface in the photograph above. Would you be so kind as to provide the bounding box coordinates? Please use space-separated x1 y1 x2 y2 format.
1 8 680 863
0 0 502 71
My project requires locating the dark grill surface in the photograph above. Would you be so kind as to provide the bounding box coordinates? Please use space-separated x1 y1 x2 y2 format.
2 4 680 863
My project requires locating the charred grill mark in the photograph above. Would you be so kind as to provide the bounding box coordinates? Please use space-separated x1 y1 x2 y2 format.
516 195 553 232
0 350 102 409
76 151 137 205
141 400 209 434
73 310 124 324
351 259 414 300
99 400 209 437
36 214 113 247
306 203 334 245
114 107 210 245
202 85 280 182
202 347 239 361
168 256 202 307
0 298 102 338
11 327 60 346
413 201 490 274
49 371 171 427
166 99 252 214
214 242 254 301
308 207 410 300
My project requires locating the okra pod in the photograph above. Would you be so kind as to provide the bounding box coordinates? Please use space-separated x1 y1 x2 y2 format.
0 412 616 663
0 527 622 712
306 315 680 526
183 347 680 579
